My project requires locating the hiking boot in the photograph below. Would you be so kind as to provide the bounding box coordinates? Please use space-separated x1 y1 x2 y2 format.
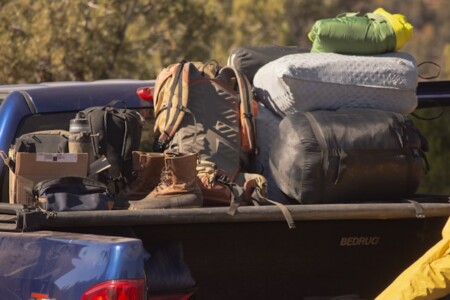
128 151 203 209
117 151 165 201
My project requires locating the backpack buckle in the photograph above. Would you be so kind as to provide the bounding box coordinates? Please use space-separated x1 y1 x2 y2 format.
153 140 167 153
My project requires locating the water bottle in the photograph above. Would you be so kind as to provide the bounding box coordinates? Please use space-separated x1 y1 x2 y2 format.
69 113 94 165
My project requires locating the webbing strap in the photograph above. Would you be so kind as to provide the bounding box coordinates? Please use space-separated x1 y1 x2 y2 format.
0 151 14 172
253 189 296 229
406 199 426 219
218 172 295 228
226 183 244 216
173 106 198 154
237 68 257 152
214 173 244 216
102 109 125 183
120 112 128 160
158 62 187 147
164 62 184 127
167 64 186 129
89 113 101 159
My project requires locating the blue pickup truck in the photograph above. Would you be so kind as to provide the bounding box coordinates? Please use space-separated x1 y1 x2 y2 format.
1 80 450 300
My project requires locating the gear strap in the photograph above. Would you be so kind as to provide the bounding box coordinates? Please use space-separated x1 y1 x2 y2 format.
252 188 296 229
219 171 296 229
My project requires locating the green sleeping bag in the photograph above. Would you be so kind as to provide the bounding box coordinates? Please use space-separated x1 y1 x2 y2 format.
308 8 413 55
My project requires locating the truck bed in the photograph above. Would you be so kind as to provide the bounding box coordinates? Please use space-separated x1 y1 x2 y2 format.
1 80 449 299
2 197 450 299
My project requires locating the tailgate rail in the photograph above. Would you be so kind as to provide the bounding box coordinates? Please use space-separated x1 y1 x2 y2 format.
2 197 450 231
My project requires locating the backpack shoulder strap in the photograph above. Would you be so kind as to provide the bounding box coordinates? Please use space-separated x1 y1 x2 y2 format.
218 66 257 154
85 108 107 159
153 64 178 114
153 62 191 151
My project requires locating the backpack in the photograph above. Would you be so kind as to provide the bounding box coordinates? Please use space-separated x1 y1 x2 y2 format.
152 60 257 179
76 100 144 197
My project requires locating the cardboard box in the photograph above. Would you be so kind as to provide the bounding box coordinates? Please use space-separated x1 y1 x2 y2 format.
9 152 88 206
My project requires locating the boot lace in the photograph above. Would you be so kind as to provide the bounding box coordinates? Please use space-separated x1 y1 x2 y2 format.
154 166 173 192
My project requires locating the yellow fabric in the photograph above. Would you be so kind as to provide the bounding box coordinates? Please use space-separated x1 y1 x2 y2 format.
376 217 450 300
374 7 413 50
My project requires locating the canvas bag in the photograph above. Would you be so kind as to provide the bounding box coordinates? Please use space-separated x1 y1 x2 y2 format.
14 130 69 154
76 100 144 195
270 109 429 204
152 61 256 179
33 176 111 211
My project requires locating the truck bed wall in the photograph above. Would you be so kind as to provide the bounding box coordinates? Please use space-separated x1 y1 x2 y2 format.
45 216 446 299
132 218 444 299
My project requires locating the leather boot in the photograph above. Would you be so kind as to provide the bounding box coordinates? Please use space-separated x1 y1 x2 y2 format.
117 151 165 201
128 151 203 209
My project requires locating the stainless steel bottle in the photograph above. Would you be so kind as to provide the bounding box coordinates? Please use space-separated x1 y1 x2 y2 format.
68 114 94 165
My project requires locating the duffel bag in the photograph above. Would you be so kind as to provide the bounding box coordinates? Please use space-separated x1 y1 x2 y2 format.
253 51 418 117
269 109 429 204
227 45 308 84
33 176 112 211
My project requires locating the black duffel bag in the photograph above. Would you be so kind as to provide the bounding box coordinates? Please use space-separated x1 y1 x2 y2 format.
269 109 429 204
33 176 112 211
227 45 308 84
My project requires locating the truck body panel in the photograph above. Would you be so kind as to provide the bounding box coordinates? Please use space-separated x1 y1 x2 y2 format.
0 80 449 299
0 230 147 299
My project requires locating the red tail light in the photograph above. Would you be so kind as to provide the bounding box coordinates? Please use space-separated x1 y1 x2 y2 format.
137 87 153 102
81 279 145 300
